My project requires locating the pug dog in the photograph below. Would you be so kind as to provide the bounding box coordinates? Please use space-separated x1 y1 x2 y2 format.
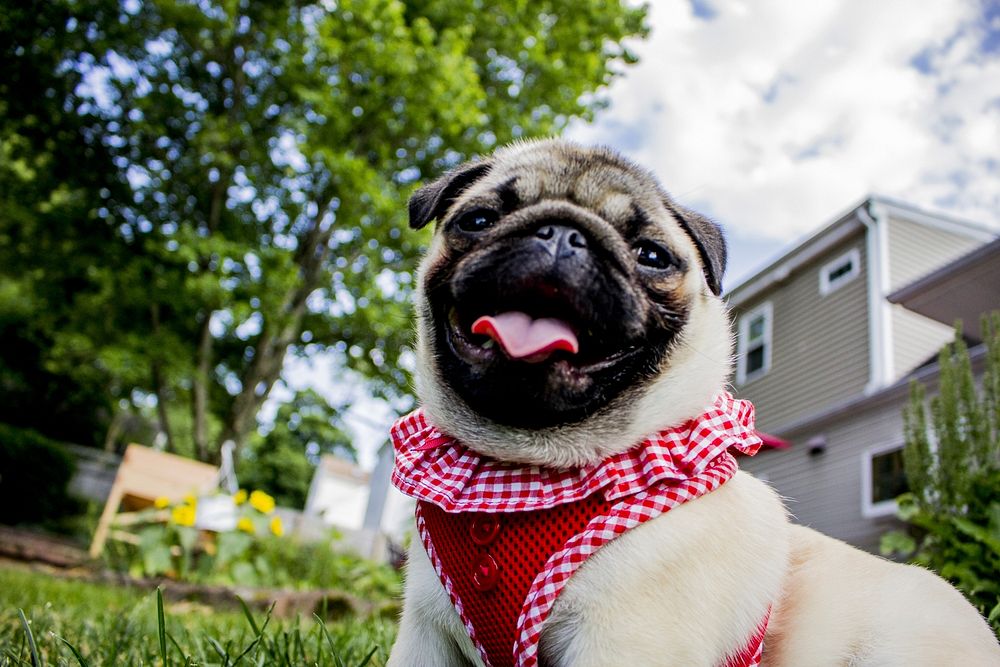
387 139 1000 666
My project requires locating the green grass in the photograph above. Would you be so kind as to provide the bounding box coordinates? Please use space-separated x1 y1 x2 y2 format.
0 565 396 666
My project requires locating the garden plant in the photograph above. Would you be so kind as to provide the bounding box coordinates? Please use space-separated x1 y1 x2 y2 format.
882 313 1000 638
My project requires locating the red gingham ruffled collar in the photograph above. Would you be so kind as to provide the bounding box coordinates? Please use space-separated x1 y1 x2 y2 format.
391 392 762 513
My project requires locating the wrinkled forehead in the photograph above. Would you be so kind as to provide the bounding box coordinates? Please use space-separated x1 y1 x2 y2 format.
464 142 671 230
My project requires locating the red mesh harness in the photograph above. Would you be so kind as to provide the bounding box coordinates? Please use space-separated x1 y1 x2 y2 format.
418 494 614 666
393 393 771 667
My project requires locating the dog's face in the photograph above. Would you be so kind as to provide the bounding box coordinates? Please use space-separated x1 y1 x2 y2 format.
410 139 734 466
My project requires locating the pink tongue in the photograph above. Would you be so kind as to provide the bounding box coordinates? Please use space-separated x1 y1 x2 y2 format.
471 312 579 361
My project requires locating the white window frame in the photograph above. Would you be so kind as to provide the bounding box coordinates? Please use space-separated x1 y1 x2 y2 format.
861 442 906 519
736 301 773 385
819 248 861 296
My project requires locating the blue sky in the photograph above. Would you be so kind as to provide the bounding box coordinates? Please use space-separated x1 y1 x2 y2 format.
291 0 1000 468
567 0 1000 288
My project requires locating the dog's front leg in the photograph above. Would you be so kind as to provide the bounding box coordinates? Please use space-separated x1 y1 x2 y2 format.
388 539 481 667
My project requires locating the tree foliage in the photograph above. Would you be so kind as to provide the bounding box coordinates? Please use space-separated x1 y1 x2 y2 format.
0 0 132 446
882 313 1000 637
0 1 647 461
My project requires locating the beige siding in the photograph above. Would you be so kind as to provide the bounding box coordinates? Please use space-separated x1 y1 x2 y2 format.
887 216 985 380
743 352 987 552
891 306 956 378
887 216 983 291
729 234 869 433
731 207 992 553
740 398 907 552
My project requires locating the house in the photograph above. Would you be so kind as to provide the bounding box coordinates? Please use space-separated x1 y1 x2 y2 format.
727 196 997 551
303 449 415 560
304 454 371 531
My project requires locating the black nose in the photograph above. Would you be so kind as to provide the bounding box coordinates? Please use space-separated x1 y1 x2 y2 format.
534 224 587 258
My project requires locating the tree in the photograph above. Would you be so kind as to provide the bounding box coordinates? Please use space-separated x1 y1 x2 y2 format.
0 0 138 446
882 313 1000 637
0 0 647 460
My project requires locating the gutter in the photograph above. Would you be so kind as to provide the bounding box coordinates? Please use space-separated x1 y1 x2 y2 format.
888 236 1000 305
764 344 987 439
857 201 894 392
726 215 863 308
876 198 996 242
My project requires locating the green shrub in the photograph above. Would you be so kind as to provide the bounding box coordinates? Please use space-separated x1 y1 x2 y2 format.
0 423 78 524
245 533 402 600
882 313 1000 637
103 491 401 602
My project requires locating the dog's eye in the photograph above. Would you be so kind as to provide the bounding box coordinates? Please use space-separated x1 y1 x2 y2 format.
634 240 676 270
455 208 499 233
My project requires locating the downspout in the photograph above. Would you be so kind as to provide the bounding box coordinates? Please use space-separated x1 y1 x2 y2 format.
857 199 894 392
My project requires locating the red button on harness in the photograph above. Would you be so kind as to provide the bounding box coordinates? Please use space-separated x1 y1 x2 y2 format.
470 514 501 545
472 553 500 591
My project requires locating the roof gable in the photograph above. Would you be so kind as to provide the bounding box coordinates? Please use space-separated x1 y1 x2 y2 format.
726 195 994 308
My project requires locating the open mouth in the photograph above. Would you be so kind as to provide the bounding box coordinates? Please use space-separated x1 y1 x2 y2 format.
472 312 578 361
442 296 638 373
427 229 664 428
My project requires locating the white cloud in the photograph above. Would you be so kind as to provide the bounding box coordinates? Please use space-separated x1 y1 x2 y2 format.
569 0 1000 259
280 1 1000 457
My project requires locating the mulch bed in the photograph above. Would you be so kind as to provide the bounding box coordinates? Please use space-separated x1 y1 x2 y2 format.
0 525 88 568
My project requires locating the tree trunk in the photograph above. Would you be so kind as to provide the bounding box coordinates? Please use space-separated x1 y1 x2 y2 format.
192 311 213 462
219 202 336 454
103 410 123 453
219 297 310 453
151 361 175 453
150 303 175 452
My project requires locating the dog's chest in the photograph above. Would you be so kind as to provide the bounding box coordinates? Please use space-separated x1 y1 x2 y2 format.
417 494 613 667
392 394 769 666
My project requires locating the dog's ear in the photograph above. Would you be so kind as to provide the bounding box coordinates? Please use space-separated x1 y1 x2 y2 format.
408 160 493 229
666 201 727 295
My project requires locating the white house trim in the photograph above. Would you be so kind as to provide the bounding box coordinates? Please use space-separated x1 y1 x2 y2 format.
879 200 996 243
736 301 773 385
726 217 863 308
872 202 895 386
819 247 861 296
858 203 894 392
861 441 906 519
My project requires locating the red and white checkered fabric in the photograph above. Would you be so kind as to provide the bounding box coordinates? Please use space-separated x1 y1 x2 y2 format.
391 391 761 513
392 392 765 667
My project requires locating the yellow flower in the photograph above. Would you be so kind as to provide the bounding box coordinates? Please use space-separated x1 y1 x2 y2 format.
153 496 171 509
249 490 275 515
171 504 196 527
183 493 197 507
237 517 255 534
269 516 284 538
233 489 248 505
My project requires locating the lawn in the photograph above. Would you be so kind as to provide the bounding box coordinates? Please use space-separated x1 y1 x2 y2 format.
0 564 396 666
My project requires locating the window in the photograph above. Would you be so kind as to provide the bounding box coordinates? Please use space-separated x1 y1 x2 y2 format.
819 248 860 295
861 444 909 518
737 302 772 385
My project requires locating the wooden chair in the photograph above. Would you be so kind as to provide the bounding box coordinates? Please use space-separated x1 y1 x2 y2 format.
88 444 219 558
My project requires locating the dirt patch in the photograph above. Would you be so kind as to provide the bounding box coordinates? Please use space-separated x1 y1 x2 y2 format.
0 525 88 567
